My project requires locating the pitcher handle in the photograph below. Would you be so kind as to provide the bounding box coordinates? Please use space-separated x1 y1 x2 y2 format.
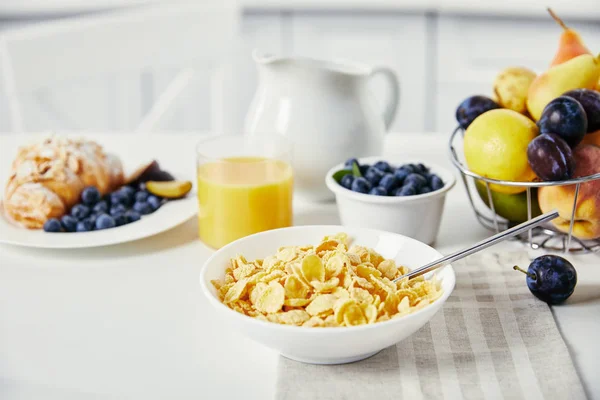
369 67 400 131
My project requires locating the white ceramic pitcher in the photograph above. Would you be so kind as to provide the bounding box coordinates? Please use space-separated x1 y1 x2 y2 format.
244 50 399 201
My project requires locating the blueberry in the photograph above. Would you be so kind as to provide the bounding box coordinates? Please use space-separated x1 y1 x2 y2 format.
364 166 385 186
71 204 91 220
114 214 128 227
92 200 109 215
379 173 399 192
125 210 142 223
60 215 78 232
344 158 359 168
373 161 392 173
400 164 416 173
121 186 136 198
340 174 355 190
514 255 577 305
147 195 162 211
110 204 127 217
95 214 116 230
133 201 153 215
419 186 432 195
351 177 371 194
369 186 387 196
110 191 129 207
415 163 429 174
81 186 101 206
404 173 427 189
394 167 411 183
43 218 63 232
395 185 417 196
137 183 147 191
430 175 444 191
87 214 97 226
76 219 94 232
135 191 149 203
359 165 370 176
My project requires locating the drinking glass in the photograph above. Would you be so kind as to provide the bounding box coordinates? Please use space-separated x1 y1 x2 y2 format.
196 134 293 249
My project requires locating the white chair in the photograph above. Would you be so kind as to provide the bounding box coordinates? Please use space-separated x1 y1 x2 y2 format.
0 1 239 133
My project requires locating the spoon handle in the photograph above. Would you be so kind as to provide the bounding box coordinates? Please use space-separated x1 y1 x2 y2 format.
393 210 559 282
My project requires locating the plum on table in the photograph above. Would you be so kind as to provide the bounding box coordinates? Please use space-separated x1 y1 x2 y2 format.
514 255 577 305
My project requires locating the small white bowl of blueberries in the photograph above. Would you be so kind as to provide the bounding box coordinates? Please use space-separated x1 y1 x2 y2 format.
325 157 456 245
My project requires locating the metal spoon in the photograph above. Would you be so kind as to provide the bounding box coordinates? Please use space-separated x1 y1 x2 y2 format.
393 210 559 282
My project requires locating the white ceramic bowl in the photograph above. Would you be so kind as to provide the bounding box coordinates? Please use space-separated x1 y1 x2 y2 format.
199 225 455 365
325 157 456 245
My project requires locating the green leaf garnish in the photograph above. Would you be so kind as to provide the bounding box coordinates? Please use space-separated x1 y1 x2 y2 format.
352 161 362 177
332 169 352 183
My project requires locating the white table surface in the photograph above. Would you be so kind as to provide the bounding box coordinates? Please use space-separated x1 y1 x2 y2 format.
1 132 599 400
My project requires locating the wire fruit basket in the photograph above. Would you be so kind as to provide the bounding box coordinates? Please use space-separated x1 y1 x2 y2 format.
449 127 600 254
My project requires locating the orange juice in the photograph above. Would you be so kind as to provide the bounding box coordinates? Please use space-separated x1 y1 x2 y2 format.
197 157 293 249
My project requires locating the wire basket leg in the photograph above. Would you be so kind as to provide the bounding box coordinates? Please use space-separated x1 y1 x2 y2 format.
566 183 581 253
485 182 500 233
526 188 533 248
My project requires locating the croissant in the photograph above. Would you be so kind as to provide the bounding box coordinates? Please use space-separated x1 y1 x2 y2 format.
3 136 124 229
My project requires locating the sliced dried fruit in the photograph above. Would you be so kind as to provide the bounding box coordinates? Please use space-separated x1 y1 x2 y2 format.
127 160 174 185
146 180 192 199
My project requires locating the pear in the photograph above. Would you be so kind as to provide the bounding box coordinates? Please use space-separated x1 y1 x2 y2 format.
526 54 600 121
493 67 536 114
548 8 591 66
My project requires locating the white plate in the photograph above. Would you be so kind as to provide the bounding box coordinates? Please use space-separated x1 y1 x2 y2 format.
0 188 197 249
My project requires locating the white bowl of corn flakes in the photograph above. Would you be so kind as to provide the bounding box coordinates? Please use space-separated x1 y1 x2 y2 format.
200 226 455 365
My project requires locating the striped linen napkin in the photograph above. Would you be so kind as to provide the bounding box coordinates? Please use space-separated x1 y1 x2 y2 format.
275 251 586 400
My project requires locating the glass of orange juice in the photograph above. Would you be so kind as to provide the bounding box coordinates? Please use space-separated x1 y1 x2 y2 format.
196 134 293 249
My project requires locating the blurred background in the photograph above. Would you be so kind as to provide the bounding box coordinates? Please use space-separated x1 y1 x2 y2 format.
0 0 598 135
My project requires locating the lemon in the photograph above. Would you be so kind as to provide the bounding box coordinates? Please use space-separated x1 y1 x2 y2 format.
464 109 538 194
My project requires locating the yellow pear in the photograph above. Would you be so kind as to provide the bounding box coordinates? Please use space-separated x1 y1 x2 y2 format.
548 8 591 66
526 54 600 121
493 67 536 114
